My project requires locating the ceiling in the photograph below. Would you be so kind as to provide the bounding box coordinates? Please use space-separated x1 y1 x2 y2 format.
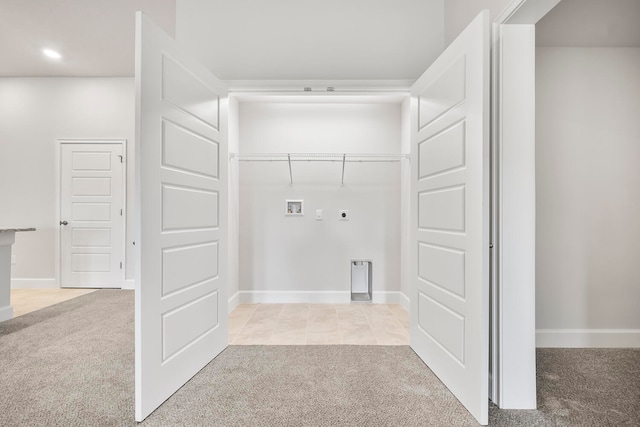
0 0 444 80
0 0 176 77
2 0 638 79
175 0 445 81
537 0 640 47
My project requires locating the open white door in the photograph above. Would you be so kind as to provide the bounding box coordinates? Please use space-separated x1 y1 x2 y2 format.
134 12 228 422
410 11 490 425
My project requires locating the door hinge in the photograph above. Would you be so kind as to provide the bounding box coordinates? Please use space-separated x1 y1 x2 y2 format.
120 262 123 269
120 209 123 216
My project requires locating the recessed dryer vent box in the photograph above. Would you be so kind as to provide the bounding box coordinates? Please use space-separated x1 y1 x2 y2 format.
351 260 372 302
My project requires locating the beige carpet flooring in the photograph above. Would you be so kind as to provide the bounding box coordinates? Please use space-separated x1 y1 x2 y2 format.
0 290 638 426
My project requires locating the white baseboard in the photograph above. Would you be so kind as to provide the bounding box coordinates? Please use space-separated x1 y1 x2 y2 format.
11 278 58 289
237 290 407 305
122 279 135 290
536 329 640 348
371 291 407 305
0 305 13 322
239 291 350 304
398 292 410 313
228 291 240 312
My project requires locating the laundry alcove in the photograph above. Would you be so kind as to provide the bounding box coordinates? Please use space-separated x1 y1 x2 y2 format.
136 10 495 423
228 93 411 305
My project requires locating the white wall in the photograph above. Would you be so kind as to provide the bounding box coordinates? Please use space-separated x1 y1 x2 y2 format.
399 98 411 309
237 101 403 302
444 0 512 45
536 48 640 347
0 78 135 287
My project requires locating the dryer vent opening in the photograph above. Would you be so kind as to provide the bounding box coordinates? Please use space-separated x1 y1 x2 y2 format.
351 260 372 302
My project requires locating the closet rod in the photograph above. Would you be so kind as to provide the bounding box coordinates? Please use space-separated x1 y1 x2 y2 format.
230 153 409 162
233 159 404 162
229 153 409 185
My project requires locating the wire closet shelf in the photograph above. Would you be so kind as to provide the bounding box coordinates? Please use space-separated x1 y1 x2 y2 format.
229 152 410 185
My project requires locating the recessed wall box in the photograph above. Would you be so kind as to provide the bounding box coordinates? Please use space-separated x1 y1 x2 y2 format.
351 260 372 302
285 200 304 216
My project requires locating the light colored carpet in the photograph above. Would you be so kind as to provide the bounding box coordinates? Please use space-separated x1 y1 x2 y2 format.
142 345 477 426
0 290 134 426
0 290 638 426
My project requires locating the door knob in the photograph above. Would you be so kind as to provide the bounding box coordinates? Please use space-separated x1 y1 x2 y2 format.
60 220 68 226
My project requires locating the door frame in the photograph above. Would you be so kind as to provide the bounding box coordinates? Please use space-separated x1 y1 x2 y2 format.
490 0 562 408
55 138 127 289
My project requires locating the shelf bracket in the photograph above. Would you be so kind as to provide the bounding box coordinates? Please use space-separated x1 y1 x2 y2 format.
288 153 293 185
341 154 346 185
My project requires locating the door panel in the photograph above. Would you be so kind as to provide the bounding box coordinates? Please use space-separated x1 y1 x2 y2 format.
410 11 490 425
60 142 124 288
134 12 228 422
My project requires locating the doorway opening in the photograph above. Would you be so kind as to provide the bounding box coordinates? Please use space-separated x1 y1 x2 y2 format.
227 93 411 346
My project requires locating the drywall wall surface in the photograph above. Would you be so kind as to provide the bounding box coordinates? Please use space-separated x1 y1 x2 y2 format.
536 0 640 48
536 48 640 338
400 97 411 307
0 77 135 286
238 102 402 297
444 0 512 46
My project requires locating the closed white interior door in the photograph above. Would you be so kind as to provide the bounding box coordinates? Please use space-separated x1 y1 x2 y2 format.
60 142 124 288
410 11 490 425
134 12 228 422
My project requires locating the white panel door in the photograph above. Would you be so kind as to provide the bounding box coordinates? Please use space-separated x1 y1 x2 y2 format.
135 12 228 422
60 142 124 288
410 11 490 425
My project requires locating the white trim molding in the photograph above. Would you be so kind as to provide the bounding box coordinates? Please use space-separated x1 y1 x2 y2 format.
495 0 562 25
489 0 565 410
11 278 58 289
226 79 414 93
537 329 640 348
123 279 135 290
492 23 537 410
398 292 410 313
371 292 407 305
239 291 349 304
237 290 407 305
228 291 240 312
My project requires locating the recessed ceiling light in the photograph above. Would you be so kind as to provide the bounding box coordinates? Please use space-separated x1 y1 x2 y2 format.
43 49 62 60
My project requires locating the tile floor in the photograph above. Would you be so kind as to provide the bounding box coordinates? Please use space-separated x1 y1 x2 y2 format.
9 290 411 347
10 288 96 318
229 303 410 345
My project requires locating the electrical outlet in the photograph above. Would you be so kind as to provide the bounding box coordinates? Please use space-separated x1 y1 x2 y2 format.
338 210 350 221
316 209 323 221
